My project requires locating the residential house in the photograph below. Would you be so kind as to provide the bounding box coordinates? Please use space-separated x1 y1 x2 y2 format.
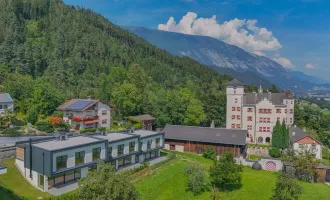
163 125 247 157
15 129 164 193
289 126 322 159
226 79 295 144
129 114 155 131
57 99 111 130
0 93 14 116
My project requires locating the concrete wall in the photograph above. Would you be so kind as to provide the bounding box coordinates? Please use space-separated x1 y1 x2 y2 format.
247 147 270 157
0 146 15 162
239 157 283 171
52 143 106 172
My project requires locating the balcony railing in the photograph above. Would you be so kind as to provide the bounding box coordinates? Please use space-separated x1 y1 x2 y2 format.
72 116 98 122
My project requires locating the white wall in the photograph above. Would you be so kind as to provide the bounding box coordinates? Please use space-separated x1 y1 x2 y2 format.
226 86 244 129
140 135 164 151
97 102 111 128
293 143 322 159
108 137 139 158
52 143 106 172
0 102 14 115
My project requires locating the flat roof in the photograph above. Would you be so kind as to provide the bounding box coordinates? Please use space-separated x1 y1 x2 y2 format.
33 136 103 151
132 130 160 138
93 132 136 142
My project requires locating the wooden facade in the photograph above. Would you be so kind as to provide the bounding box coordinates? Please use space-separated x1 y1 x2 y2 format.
16 146 24 161
165 139 244 157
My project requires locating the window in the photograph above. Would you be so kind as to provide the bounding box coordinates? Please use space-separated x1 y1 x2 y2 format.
263 127 267 132
118 155 132 168
108 147 112 159
235 98 238 103
118 144 124 156
259 117 263 123
237 115 241 120
258 137 263 143
259 109 262 113
102 110 107 115
259 127 262 132
285 118 288 123
277 117 280 121
232 115 235 120
268 109 272 114
290 118 293 123
299 144 303 149
286 100 288 104
236 124 241 128
285 109 287 114
75 151 85 165
247 116 252 121
156 138 161 147
129 141 135 153
88 164 97 171
147 140 152 150
311 144 316 150
247 125 252 130
291 100 293 104
276 109 281 113
267 118 270 123
232 107 236 111
267 127 270 132
231 124 235 128
92 147 101 161
102 119 107 124
237 107 241 111
247 108 253 112
290 109 293 114
56 155 67 171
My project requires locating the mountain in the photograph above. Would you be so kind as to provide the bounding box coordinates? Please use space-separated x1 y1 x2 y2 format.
0 0 236 127
290 71 329 85
123 26 318 92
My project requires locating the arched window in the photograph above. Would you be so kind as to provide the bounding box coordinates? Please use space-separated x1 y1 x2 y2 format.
257 137 263 143
266 137 271 143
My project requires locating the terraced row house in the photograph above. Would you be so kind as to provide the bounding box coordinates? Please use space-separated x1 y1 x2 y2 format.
15 129 164 192
226 79 295 144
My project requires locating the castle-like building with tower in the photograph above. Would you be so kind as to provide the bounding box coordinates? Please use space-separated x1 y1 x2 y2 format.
226 79 294 144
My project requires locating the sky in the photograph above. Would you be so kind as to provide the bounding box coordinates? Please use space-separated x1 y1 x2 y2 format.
64 0 330 81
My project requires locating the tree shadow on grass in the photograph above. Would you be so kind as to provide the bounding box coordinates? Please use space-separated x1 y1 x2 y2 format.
0 184 23 200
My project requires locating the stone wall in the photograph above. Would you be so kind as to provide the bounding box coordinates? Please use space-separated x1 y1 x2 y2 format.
247 146 270 157
0 145 16 162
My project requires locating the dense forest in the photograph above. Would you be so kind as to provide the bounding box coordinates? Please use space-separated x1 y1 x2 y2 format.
0 0 243 127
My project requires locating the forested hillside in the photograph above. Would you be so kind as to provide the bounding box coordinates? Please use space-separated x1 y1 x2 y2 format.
0 0 239 127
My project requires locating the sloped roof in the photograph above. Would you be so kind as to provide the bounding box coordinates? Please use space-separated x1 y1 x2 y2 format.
226 78 245 87
130 114 155 121
289 126 308 143
57 99 99 111
0 93 13 103
163 125 247 146
243 93 292 106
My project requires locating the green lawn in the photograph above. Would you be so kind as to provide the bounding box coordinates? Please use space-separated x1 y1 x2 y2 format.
0 159 51 200
135 151 330 200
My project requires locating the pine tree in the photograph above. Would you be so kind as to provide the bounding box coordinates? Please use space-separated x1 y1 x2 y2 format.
272 120 281 148
281 121 289 149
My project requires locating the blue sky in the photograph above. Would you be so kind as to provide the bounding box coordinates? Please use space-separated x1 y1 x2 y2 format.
64 0 330 80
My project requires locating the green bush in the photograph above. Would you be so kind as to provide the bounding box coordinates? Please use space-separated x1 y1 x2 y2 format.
269 147 282 158
52 111 64 118
35 120 54 133
2 128 20 137
98 127 106 132
26 107 38 125
203 147 216 160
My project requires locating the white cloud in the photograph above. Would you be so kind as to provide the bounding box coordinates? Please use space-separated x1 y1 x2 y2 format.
252 51 266 56
158 12 282 53
273 57 294 68
305 63 316 69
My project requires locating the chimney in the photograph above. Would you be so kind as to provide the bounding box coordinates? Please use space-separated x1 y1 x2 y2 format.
210 120 215 129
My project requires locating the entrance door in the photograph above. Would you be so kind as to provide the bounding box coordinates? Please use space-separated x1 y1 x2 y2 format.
170 144 175 150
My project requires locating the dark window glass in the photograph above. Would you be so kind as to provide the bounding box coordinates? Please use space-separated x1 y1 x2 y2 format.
129 141 135 153
92 147 101 161
74 169 81 180
39 174 44 188
118 144 124 156
48 177 54 189
108 147 112 159
56 155 67 170
156 138 160 147
54 174 64 186
147 140 152 150
65 171 74 183
88 164 97 171
75 151 85 165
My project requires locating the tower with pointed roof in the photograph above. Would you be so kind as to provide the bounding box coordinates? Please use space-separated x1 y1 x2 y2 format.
226 79 245 130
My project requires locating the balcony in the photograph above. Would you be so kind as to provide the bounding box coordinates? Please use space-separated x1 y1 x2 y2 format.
72 116 98 122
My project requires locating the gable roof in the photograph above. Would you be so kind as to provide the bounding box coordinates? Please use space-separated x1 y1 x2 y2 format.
57 99 99 111
129 114 155 121
0 93 13 103
226 78 245 87
163 125 247 146
289 126 321 144
243 93 292 106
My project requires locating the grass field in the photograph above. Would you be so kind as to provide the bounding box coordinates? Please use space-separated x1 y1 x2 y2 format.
0 159 51 200
135 151 330 200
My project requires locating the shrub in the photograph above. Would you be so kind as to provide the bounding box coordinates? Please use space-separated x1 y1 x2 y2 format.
26 107 38 125
269 147 282 158
35 119 54 133
185 163 207 195
52 111 64 118
98 127 106 132
203 147 216 160
2 128 20 137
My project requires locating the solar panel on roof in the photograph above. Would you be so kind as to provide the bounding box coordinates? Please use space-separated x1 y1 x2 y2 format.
65 101 94 110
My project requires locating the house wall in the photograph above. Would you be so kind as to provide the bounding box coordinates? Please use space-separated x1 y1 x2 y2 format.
97 102 111 128
293 141 322 159
52 143 106 173
226 86 244 129
0 102 14 115
108 137 139 158
165 139 243 157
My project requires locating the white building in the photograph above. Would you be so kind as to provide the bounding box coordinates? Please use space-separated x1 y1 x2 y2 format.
0 93 14 116
289 126 322 159
15 129 164 194
57 99 111 130
226 79 295 144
